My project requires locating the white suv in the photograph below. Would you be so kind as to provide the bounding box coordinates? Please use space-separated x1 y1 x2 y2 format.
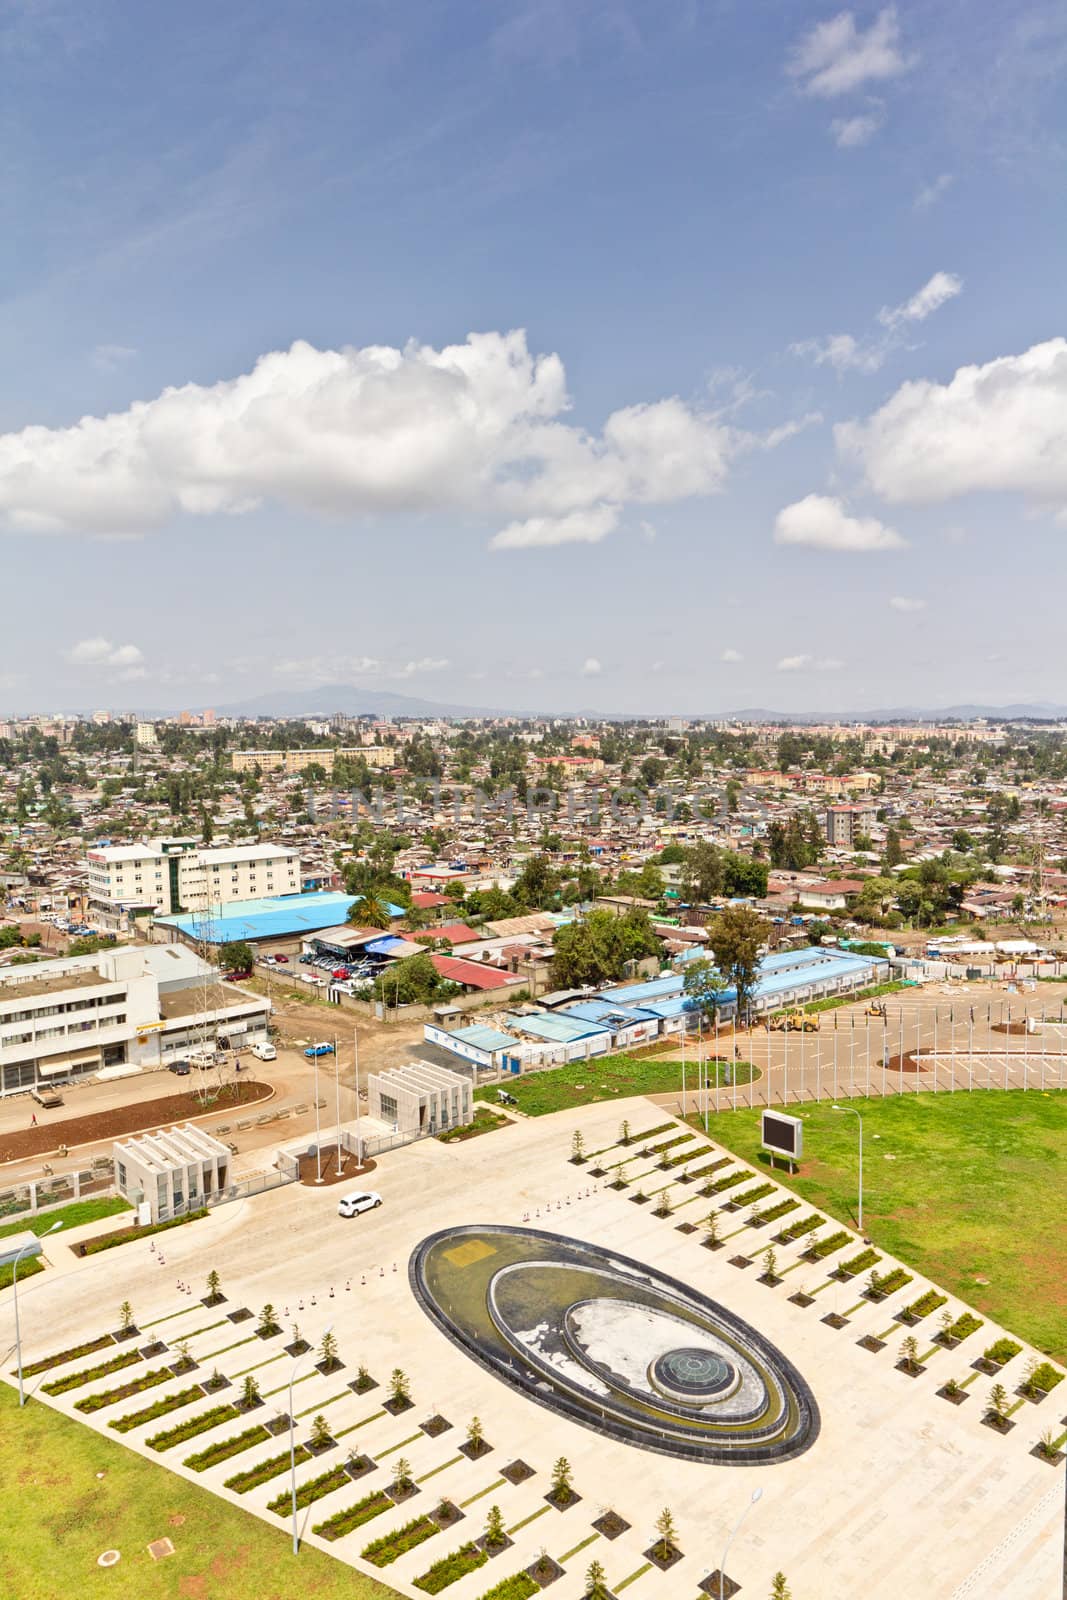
337 1190 382 1218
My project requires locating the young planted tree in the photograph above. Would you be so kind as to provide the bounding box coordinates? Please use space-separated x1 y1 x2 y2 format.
762 1246 778 1281
389 1366 411 1407
571 1130 586 1163
319 1330 340 1371
654 1506 678 1560
484 1503 507 1549
619 1118 632 1147
393 1455 413 1493
770 1574 792 1600
586 1557 610 1600
466 1414 485 1453
550 1456 574 1505
987 1381 1009 1425
205 1268 223 1304
616 1161 630 1188
173 1336 193 1370
118 1299 135 1334
704 1211 721 1246
355 1361 372 1391
937 1308 954 1342
900 1334 920 1373
655 1186 673 1216
309 1413 332 1450
258 1302 280 1337
241 1374 261 1410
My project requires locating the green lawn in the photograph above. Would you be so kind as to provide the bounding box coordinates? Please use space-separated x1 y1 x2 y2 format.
0 1383 400 1600
474 1052 755 1119
0 1196 131 1243
706 1090 1067 1361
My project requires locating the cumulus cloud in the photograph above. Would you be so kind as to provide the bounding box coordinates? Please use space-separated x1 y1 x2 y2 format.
791 272 962 376
720 647 743 663
774 493 907 552
0 331 750 550
878 271 963 329
836 338 1067 515
830 107 885 147
777 654 845 672
889 595 926 612
787 7 912 97
67 637 144 667
914 173 954 211
581 657 602 677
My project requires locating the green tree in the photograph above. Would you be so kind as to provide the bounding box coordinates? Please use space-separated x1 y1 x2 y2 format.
241 1374 260 1408
219 940 254 974
484 1503 507 1549
389 1367 411 1407
550 1456 573 1504
705 905 767 1019
309 1413 332 1449
682 955 724 1028
348 890 391 929
654 1506 678 1559
586 1557 610 1600
550 908 659 988
770 1574 792 1600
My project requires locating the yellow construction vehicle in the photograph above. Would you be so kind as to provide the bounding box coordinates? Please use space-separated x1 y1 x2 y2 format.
766 1013 788 1031
785 1010 820 1032
866 1001 887 1019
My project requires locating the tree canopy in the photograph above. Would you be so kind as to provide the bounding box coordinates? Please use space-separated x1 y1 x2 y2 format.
704 905 767 1017
549 909 660 989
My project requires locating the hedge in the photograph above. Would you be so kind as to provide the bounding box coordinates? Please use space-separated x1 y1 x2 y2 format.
730 1182 775 1208
780 1213 822 1242
268 1464 349 1515
43 1349 140 1396
905 1289 948 1320
806 1230 851 1260
185 1422 269 1470
225 1443 309 1493
838 1248 881 1279
945 1311 982 1341
415 1541 489 1594
148 1404 238 1452
75 1365 173 1413
81 1208 208 1256
474 1575 539 1600
363 1514 440 1568
751 1198 799 1227
109 1385 203 1434
21 1334 112 1378
983 1338 1022 1366
313 1490 393 1541
1029 1362 1064 1393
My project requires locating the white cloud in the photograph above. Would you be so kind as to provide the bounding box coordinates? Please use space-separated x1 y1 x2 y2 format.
67 637 144 667
787 7 912 98
271 653 450 683
889 595 926 612
830 107 885 147
720 647 743 663
777 654 845 673
490 506 619 551
773 493 907 552
836 338 1067 515
0 331 746 550
581 657 602 677
397 657 450 677
914 173 954 211
789 332 887 375
878 271 963 329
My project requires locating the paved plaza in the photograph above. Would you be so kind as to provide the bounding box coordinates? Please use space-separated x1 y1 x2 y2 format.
2 1098 1063 1599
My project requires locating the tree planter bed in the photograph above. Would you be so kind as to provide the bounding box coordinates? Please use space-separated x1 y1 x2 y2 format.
388 1481 419 1505
421 1414 451 1437
345 1453 375 1480
43 1349 141 1395
139 1340 167 1358
316 1358 346 1377
415 1540 489 1594
699 1573 739 1598
895 1361 924 1379
21 1334 114 1378
285 1339 311 1357
821 1313 850 1330
1031 1443 1066 1466
363 1513 441 1567
702 1238 725 1252
592 1511 630 1539
789 1292 815 1308
431 1501 463 1528
981 1415 1016 1435
500 1460 534 1486
675 1222 697 1235
628 1195 650 1205
460 1437 493 1460
477 1536 513 1559
644 1542 682 1573
937 1386 969 1407
314 1490 393 1541
226 1444 311 1493
544 1490 581 1512
858 1336 886 1353
263 1412 290 1435
75 1364 173 1413
526 1557 565 1589
305 1434 337 1457
202 1292 227 1308
349 1373 378 1394
148 1403 238 1451
758 1273 784 1288
227 1308 253 1324
110 1384 204 1433
202 1374 231 1395
728 1255 753 1269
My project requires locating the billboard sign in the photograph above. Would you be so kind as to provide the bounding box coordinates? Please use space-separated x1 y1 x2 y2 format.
761 1109 803 1162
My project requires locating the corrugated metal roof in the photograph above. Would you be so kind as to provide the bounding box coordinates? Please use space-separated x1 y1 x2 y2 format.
430 955 514 991
448 1024 521 1052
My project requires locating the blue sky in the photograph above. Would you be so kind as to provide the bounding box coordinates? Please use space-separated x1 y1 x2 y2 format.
2 0 1066 715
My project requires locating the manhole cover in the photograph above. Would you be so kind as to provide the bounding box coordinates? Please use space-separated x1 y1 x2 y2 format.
97 1550 121 1568
147 1537 176 1561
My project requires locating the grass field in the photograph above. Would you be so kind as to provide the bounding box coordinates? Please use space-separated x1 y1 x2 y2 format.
0 1384 399 1600
0 1196 131 1243
706 1090 1067 1361
474 1052 755 1118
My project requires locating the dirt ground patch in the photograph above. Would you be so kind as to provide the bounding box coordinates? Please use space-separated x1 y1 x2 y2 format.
296 1144 376 1187
0 1080 272 1164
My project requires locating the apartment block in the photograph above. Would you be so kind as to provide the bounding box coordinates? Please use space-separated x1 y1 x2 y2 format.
230 746 396 774
87 837 300 916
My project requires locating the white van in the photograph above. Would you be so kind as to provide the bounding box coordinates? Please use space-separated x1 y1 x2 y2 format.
251 1041 277 1061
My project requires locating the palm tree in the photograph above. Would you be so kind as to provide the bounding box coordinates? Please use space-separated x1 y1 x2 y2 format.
349 890 390 929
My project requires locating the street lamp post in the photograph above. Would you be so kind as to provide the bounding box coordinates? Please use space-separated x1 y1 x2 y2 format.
832 1103 863 1234
289 1322 332 1555
15 1220 63 1405
719 1485 762 1598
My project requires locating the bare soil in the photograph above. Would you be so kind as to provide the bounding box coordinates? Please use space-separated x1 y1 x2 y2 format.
0 1081 271 1164
296 1145 376 1188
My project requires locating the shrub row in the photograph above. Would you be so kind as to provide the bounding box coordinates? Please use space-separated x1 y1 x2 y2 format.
21 1334 112 1378
944 1311 982 1341
838 1248 881 1279
415 1540 489 1594
185 1421 269 1470
363 1514 440 1568
868 1267 912 1297
780 1213 822 1242
314 1489 393 1541
1029 1361 1064 1393
43 1349 140 1395
805 1229 851 1261
225 1443 310 1492
905 1289 948 1320
474 1575 539 1600
75 1364 172 1413
81 1208 209 1256
109 1385 203 1434
731 1182 775 1208
268 1464 349 1515
148 1404 238 1452
752 1198 799 1227
983 1337 1022 1366
664 1144 713 1169
645 1134 692 1157
706 1171 744 1196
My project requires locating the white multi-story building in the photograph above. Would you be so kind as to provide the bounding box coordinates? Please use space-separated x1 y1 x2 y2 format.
0 944 270 1098
86 838 300 917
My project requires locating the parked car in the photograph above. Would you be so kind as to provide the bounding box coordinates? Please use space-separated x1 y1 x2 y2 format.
273 954 289 963
168 1059 191 1076
337 1189 382 1218
251 1041 277 1061
31 1087 63 1107
331 968 350 980
303 1041 335 1058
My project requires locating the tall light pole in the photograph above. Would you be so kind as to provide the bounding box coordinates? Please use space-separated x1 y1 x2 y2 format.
289 1322 332 1555
832 1103 863 1234
720 1485 762 1599
15 1221 63 1405
313 1047 323 1184
333 1034 342 1177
